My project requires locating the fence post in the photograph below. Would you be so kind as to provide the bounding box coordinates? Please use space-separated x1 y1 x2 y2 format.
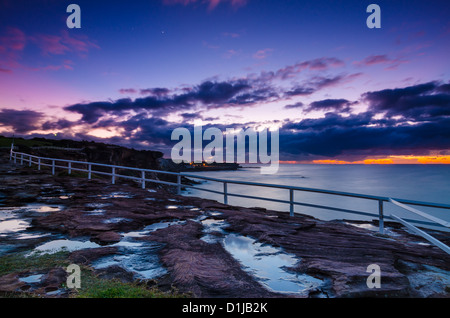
88 164 91 179
20 154 23 165
112 167 115 184
289 188 294 217
378 200 384 234
141 170 145 189
52 160 55 175
68 162 72 175
223 182 228 205
38 158 41 170
14 152 16 164
177 174 181 195
28 155 32 167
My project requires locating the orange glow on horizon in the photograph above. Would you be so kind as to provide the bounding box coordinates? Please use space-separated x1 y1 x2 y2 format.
389 155 450 164
363 158 394 165
289 155 450 164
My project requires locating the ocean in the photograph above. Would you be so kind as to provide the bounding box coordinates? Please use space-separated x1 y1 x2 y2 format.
183 164 450 229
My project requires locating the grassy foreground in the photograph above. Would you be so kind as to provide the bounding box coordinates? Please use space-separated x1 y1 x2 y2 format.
0 250 187 298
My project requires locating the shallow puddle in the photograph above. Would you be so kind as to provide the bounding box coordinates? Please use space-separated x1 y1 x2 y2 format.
345 222 401 237
103 217 132 224
19 274 43 284
94 192 134 199
85 202 112 208
222 233 324 296
92 219 188 279
0 219 30 234
26 204 63 213
200 218 229 244
30 239 101 255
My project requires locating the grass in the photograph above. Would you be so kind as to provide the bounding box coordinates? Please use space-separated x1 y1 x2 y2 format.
74 270 185 298
0 250 70 277
0 136 52 148
0 251 188 298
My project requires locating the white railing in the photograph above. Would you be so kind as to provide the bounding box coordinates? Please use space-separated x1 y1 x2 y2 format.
9 149 450 254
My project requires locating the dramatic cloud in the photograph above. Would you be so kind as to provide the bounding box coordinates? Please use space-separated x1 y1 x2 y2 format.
354 54 408 69
283 74 360 98
306 99 355 113
283 102 304 109
363 81 450 120
66 80 252 123
0 109 44 133
258 57 345 81
279 113 450 160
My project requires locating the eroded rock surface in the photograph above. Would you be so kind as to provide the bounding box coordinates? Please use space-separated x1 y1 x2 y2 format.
0 154 449 298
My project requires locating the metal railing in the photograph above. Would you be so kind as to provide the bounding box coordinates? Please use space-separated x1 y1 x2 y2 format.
9 149 450 254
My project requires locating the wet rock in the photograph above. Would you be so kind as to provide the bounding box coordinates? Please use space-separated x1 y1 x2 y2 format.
146 220 280 298
92 231 122 245
1 153 450 298
94 265 135 283
0 273 27 293
69 247 118 265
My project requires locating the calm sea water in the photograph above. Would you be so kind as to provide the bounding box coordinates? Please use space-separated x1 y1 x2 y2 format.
183 164 450 228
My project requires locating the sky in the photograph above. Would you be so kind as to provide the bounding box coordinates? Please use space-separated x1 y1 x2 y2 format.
0 0 450 164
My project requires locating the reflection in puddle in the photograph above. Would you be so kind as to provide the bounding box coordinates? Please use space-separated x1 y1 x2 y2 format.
222 233 324 296
85 209 105 216
30 239 101 255
0 219 30 234
103 217 131 224
200 219 229 244
19 274 43 284
0 204 63 217
95 192 134 199
345 222 400 237
16 232 50 240
91 220 185 279
92 241 167 280
145 219 186 231
85 202 112 208
26 204 63 213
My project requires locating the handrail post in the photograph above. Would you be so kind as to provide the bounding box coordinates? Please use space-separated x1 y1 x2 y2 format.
28 155 32 167
20 153 23 165
177 174 181 195
13 152 16 164
224 182 228 205
112 167 116 184
38 158 41 170
378 200 384 234
52 160 55 175
88 164 91 179
289 188 294 217
68 162 72 175
141 170 145 189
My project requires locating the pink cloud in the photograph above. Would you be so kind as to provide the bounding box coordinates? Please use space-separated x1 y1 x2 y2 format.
253 48 273 59
119 88 138 95
223 49 240 59
354 54 408 70
28 60 75 72
31 30 99 56
0 27 26 72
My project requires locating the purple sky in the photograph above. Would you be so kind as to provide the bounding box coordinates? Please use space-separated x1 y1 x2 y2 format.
1 0 450 163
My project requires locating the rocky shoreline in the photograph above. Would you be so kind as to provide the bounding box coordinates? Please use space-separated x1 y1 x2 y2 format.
0 153 449 298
